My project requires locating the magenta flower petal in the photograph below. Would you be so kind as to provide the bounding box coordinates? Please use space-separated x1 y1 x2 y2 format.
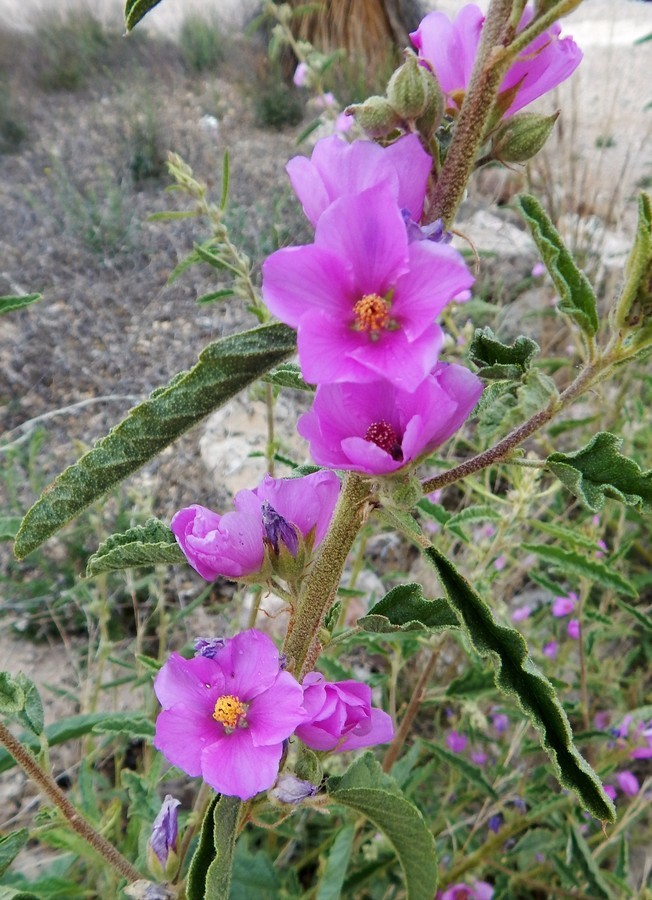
247 671 307 746
200 729 284 799
338 707 395 751
213 629 289 701
154 653 225 712
154 708 213 777
411 5 483 98
615 770 640 797
171 504 264 581
567 618 580 640
286 134 431 226
552 595 575 617
253 470 340 547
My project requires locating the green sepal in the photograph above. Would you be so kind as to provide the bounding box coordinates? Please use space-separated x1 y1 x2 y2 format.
358 583 459 633
125 0 163 31
0 294 41 316
14 322 296 558
516 194 599 337
326 754 438 900
424 545 616 822
547 431 652 513
86 518 185 577
469 327 540 380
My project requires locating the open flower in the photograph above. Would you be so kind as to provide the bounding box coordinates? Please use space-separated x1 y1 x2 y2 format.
171 470 340 582
295 672 394 751
262 186 473 390
411 3 582 117
153 630 305 800
286 133 432 227
438 880 494 900
297 362 482 475
552 591 577 617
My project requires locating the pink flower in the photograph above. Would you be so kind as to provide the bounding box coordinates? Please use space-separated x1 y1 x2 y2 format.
603 784 617 800
293 62 309 87
470 750 487 766
492 714 509 734
543 641 558 659
153 630 306 800
615 771 640 797
286 134 432 227
511 606 531 622
439 880 494 900
493 554 507 571
411 3 582 117
297 362 482 475
295 672 394 752
262 186 473 390
552 592 577 617
567 619 580 640
531 262 546 278
171 471 340 581
447 730 467 753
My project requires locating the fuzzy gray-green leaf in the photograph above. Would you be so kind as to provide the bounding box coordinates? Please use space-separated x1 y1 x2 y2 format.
15 323 296 558
517 194 598 336
359 583 459 633
86 518 185 576
469 327 540 380
522 541 637 597
424 546 616 822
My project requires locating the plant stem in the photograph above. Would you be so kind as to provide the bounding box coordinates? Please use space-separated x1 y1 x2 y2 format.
0 721 142 883
382 645 440 772
422 355 610 494
265 381 276 477
282 474 374 678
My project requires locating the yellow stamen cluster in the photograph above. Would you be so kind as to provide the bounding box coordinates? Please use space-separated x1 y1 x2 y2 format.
353 293 390 334
213 695 247 730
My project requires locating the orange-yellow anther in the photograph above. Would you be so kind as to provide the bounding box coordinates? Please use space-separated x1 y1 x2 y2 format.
353 293 390 333
213 695 247 730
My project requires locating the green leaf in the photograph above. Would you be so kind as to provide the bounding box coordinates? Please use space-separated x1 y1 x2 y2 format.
196 289 235 305
616 598 652 633
0 889 40 900
327 754 438 900
528 520 601 552
423 546 616 822
316 825 356 900
0 673 24 716
220 150 230 211
0 294 41 316
568 825 613 899
420 739 498 800
203 795 241 900
15 322 297 558
612 193 652 337
446 666 496 699
359 583 459 633
516 194 598 336
186 795 219 900
0 517 22 541
521 542 637 597
468 327 540 380
547 431 652 513
0 830 29 877
262 363 314 392
91 713 155 740
14 674 44 735
125 0 163 30
231 838 280 899
86 518 185 577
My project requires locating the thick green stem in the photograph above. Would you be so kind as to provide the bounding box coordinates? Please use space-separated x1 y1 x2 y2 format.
282 474 373 679
0 721 142 884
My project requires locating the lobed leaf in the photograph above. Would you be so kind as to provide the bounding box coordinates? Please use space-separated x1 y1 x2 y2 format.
0 294 41 316
547 431 652 513
424 546 616 822
262 362 313 392
327 754 438 900
14 322 296 558
86 518 185 577
468 327 540 380
516 194 598 337
359 583 459 633
522 542 637 597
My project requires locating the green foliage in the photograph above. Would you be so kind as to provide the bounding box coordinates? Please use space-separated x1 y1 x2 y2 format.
0 81 27 154
358 583 459 633
14 322 297 558
86 518 185 576
126 100 167 183
516 194 599 337
125 0 163 31
0 831 29 878
262 363 314 392
612 193 652 345
203 796 241 900
254 69 304 130
547 431 652 512
468 327 540 380
35 10 112 91
180 14 224 73
424 546 616 822
522 541 637 596
0 295 41 317
327 754 438 900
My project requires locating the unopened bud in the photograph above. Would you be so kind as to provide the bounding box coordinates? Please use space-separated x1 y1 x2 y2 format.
387 52 442 124
345 96 401 138
492 111 559 163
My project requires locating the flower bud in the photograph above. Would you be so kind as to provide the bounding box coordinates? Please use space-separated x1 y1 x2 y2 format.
491 111 559 163
147 795 181 881
387 52 442 123
345 96 401 138
270 773 318 805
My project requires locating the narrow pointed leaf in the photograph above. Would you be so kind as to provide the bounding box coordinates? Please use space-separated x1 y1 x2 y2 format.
359 583 459 633
0 294 41 316
327 754 438 900
547 431 652 513
616 598 652 633
521 542 637 597
424 546 616 822
316 825 356 900
0 829 29 877
517 194 598 336
14 323 296 558
568 825 613 898
125 0 164 31
421 740 498 799
469 327 540 380
86 518 185 576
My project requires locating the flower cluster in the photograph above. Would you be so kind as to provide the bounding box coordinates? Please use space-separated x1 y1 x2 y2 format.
153 629 394 800
262 132 483 474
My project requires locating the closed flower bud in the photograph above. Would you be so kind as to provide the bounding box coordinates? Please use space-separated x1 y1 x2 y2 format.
345 96 401 138
491 111 559 163
387 52 442 125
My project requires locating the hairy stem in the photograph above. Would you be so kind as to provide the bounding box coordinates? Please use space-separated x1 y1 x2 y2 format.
282 474 373 678
0 721 142 883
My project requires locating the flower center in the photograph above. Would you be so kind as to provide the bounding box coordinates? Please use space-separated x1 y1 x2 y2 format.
364 420 403 461
213 695 248 731
353 293 390 334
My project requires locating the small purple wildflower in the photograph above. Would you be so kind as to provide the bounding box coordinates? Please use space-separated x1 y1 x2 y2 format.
531 262 546 278
603 784 617 800
261 501 300 556
552 592 577 617
488 814 503 833
567 619 580 640
511 606 531 622
543 640 558 659
492 714 509 735
616 771 640 797
447 730 467 753
493 554 507 571
470 750 487 766
293 62 309 87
